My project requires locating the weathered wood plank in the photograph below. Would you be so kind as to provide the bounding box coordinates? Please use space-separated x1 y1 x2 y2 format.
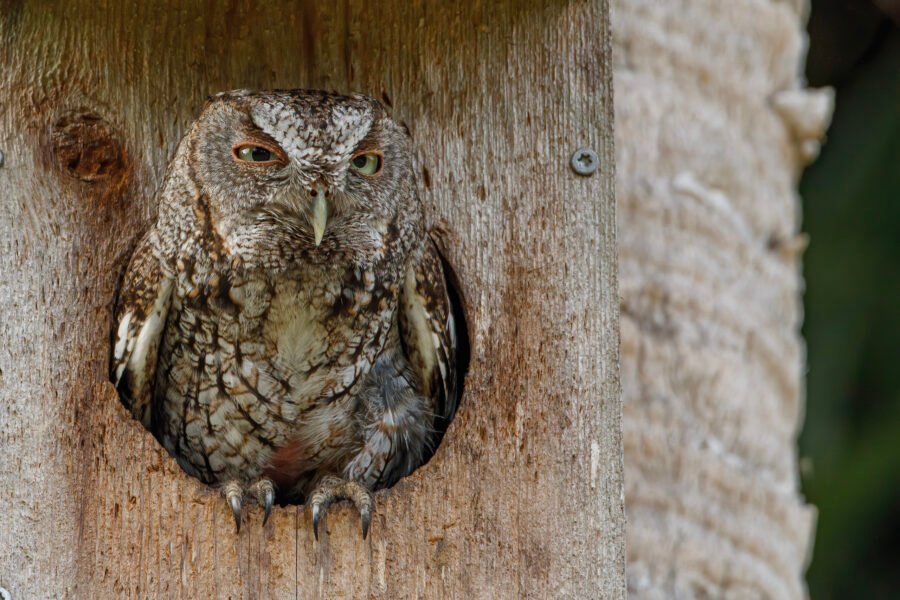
0 2 622 598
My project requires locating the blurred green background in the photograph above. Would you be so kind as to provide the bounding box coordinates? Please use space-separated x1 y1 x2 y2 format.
802 1 900 597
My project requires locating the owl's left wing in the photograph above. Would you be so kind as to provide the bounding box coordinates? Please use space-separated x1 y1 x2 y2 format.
110 232 174 428
399 237 459 426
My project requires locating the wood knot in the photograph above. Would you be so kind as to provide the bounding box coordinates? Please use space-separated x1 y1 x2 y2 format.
51 110 125 182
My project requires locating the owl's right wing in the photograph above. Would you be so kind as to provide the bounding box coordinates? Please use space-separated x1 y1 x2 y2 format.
110 232 174 428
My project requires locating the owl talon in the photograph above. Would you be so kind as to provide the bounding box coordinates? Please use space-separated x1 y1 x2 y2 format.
254 478 276 525
309 475 375 541
312 503 322 541
360 506 372 540
224 481 243 533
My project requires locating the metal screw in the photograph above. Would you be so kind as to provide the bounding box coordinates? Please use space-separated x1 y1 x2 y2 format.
570 147 598 176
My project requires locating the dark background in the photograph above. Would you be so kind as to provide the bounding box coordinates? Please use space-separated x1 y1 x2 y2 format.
801 1 900 597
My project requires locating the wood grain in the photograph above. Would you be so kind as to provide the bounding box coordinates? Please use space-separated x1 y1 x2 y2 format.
0 2 623 598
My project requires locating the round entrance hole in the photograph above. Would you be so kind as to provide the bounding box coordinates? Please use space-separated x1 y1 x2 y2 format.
111 239 469 510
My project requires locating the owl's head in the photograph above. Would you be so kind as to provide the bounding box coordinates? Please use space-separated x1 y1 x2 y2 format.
174 89 418 263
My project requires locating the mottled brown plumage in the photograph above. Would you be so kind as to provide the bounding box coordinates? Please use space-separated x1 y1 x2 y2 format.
111 89 458 536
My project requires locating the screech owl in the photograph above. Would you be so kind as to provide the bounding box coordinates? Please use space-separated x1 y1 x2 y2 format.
110 89 459 537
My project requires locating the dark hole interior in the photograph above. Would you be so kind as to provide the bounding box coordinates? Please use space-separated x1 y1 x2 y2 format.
421 250 470 466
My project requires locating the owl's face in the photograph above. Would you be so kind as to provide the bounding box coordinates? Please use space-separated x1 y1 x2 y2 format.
183 89 416 260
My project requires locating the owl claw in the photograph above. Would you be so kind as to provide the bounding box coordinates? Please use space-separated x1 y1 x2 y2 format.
254 478 276 526
312 503 322 541
262 494 274 525
230 497 242 533
224 481 243 533
309 475 375 541
360 506 372 540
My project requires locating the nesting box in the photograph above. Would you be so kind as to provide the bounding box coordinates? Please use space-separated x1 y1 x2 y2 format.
0 2 622 598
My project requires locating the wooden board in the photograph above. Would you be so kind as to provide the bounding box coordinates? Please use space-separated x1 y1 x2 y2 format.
0 2 622 598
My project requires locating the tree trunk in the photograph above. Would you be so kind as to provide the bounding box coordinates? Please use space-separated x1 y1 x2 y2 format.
612 1 832 598
0 2 623 599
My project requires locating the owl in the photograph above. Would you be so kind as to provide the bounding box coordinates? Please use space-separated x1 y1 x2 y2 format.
110 89 458 537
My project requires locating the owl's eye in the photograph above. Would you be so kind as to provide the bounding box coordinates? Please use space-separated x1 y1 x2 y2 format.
350 152 383 176
233 143 280 164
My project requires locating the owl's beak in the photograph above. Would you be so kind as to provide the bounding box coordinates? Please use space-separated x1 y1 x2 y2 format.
310 186 329 246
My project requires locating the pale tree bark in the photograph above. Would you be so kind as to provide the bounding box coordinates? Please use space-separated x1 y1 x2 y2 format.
0 2 623 599
613 1 832 598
